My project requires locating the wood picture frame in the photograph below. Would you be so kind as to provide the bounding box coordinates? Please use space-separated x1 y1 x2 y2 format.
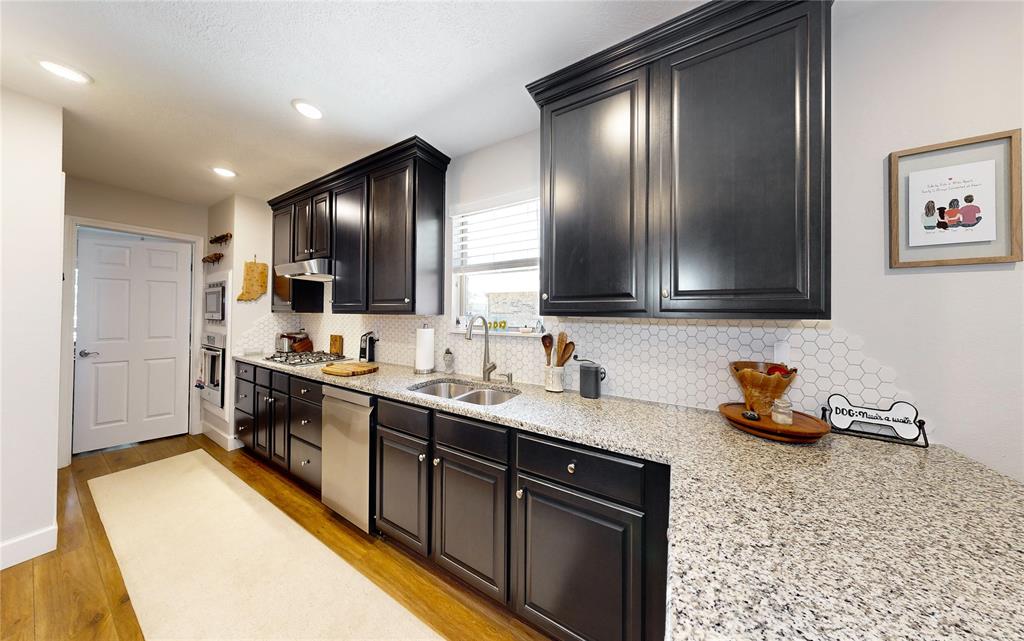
889 129 1021 268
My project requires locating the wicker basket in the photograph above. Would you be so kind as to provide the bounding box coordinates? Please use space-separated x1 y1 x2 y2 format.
730 361 798 415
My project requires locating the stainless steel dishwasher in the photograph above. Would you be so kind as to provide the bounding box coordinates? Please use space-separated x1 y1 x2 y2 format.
321 386 374 534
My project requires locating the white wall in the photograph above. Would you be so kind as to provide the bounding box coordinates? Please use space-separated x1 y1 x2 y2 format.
832 0 1023 479
1 89 64 568
65 175 207 239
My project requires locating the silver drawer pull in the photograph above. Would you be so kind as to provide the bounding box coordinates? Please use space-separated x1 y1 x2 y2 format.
300 419 310 426
418 453 426 462
237 426 246 432
567 463 576 474
300 388 308 394
239 394 247 399
404 297 410 303
515 489 524 499
433 457 440 466
300 459 311 466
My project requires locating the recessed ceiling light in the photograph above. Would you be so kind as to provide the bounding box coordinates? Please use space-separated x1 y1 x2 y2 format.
212 167 237 178
38 60 92 84
291 99 323 120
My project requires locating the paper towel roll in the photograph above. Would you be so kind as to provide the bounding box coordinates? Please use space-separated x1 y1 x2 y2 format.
414 326 435 374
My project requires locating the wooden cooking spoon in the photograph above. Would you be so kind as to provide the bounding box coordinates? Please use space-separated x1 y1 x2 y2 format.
557 341 575 367
541 333 553 366
555 332 567 366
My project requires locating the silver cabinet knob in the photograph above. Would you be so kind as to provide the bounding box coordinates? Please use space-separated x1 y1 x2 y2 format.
300 419 310 426
300 388 308 394
418 453 426 462
433 458 440 466
661 289 669 298
239 393 247 399
566 463 576 474
237 426 246 432
404 298 410 304
78 349 100 357
300 459 310 466
541 293 548 300
515 489 524 499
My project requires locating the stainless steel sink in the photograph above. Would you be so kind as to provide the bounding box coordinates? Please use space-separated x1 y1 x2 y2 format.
409 380 520 405
453 388 519 406
414 382 475 398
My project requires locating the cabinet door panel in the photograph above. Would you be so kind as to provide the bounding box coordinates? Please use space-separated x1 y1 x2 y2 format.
376 426 429 555
310 191 331 259
433 445 507 602
271 206 293 312
541 69 648 314
368 160 414 312
293 198 312 261
270 390 289 469
254 386 271 459
331 178 368 312
234 409 254 450
655 5 828 317
513 474 642 641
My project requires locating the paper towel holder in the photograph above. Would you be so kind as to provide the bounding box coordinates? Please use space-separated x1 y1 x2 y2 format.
414 323 435 375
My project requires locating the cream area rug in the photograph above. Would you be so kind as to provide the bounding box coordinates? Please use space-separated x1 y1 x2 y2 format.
89 449 442 641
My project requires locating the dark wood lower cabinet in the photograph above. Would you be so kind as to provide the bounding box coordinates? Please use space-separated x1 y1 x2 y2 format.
513 473 643 641
234 409 254 450
254 386 272 459
270 390 289 469
376 426 430 556
432 444 508 603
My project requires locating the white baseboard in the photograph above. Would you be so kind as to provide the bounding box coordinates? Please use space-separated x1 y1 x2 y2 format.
1 524 57 569
203 421 242 451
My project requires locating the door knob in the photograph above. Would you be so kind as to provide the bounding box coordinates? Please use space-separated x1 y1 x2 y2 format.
418 453 426 462
78 349 100 357
515 489 524 499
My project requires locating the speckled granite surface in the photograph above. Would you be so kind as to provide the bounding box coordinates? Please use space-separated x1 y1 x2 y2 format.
236 356 1024 641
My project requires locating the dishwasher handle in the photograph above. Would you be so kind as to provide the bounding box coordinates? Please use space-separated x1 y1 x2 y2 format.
322 385 373 407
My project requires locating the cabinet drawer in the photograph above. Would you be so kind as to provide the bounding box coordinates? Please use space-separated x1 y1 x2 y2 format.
272 371 290 393
290 398 322 447
234 409 254 450
290 378 323 404
255 367 271 388
378 399 430 439
235 379 254 416
517 434 645 508
435 413 508 463
289 437 322 493
236 361 255 382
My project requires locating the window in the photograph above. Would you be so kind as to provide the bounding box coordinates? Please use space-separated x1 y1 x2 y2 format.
452 198 541 334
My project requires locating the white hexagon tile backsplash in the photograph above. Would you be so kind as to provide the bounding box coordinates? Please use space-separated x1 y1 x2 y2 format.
237 312 910 418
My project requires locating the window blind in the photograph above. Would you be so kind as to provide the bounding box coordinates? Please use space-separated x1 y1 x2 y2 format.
452 199 540 274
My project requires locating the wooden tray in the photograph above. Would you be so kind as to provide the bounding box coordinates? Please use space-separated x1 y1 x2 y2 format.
321 362 379 377
718 402 829 444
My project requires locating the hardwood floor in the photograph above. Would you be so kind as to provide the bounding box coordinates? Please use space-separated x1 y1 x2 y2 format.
0 434 549 641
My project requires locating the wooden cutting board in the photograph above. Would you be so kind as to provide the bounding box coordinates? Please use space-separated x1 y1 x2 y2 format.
718 402 829 444
321 362 379 377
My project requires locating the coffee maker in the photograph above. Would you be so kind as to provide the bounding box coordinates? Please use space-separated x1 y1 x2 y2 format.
359 331 378 363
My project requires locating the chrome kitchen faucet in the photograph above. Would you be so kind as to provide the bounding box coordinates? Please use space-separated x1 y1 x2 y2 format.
465 315 497 382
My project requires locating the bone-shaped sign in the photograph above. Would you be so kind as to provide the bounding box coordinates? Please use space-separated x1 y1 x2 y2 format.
826 393 921 440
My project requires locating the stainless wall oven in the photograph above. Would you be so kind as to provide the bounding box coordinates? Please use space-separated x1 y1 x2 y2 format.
204 281 225 321
199 333 226 407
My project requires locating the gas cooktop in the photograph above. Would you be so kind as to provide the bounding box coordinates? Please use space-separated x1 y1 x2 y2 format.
264 351 349 367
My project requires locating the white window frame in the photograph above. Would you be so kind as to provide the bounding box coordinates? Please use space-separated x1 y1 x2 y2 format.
448 189 542 337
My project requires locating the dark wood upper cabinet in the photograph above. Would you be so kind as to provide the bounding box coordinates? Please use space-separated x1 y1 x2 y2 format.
527 0 831 319
271 206 293 312
540 69 649 315
310 191 331 259
269 137 449 315
331 178 369 313
292 198 312 262
513 473 643 641
653 2 829 317
368 160 414 313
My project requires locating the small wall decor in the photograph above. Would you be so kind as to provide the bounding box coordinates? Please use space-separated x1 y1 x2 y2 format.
209 232 233 245
822 393 928 448
237 259 268 301
889 129 1021 268
201 252 224 265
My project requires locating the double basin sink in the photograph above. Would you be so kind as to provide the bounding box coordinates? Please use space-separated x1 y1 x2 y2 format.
409 380 519 406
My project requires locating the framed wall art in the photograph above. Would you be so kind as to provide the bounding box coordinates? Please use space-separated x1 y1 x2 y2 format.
889 129 1021 268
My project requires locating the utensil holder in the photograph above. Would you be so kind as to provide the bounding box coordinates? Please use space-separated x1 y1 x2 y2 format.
544 366 565 393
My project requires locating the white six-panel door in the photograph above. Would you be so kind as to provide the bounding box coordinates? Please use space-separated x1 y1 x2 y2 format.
73 229 192 453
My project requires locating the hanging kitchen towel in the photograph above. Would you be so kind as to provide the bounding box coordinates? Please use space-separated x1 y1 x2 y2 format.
236 260 268 301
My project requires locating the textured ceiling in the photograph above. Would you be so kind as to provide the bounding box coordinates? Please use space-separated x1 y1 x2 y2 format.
1 1 697 206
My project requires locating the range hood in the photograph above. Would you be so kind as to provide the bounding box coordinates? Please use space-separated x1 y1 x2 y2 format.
275 258 332 282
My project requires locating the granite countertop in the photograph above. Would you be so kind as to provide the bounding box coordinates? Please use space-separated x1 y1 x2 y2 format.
235 356 1024 641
